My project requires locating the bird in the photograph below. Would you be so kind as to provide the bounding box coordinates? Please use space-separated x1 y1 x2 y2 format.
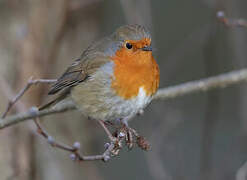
40 24 160 143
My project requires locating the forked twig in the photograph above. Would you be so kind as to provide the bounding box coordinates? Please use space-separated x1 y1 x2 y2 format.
5 67 247 161
0 76 26 113
1 68 247 130
30 107 127 162
217 11 247 28
1 77 57 118
2 69 247 129
30 107 148 162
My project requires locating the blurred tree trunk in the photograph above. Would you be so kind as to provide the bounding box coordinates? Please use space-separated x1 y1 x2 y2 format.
200 1 227 179
0 0 69 179
200 20 221 180
230 0 247 133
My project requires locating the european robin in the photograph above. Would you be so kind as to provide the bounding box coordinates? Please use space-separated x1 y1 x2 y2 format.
40 24 159 141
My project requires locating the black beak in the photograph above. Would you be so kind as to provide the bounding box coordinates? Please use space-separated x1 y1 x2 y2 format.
142 45 152 51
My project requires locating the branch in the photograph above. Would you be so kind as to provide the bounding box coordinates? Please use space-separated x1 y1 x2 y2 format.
236 160 247 180
0 76 26 113
29 108 146 162
154 68 247 100
217 11 247 28
1 77 57 118
1 68 247 129
32 116 120 162
0 101 75 129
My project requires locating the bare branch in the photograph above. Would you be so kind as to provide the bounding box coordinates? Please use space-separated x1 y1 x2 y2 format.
0 102 75 129
217 11 247 28
236 161 247 180
30 106 146 162
1 68 247 129
0 76 26 113
1 77 57 118
154 68 247 100
32 115 117 162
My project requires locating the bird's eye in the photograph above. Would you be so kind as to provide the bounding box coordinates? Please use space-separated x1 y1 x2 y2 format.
126 43 132 49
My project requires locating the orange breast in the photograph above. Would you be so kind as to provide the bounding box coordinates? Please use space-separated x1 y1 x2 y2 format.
110 47 160 99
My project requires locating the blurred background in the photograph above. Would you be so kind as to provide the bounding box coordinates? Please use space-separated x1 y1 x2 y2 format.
0 0 247 180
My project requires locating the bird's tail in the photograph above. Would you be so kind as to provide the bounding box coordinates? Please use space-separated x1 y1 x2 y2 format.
38 89 70 111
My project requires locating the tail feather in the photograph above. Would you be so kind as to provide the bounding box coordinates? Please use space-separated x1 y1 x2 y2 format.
39 88 70 111
38 98 59 111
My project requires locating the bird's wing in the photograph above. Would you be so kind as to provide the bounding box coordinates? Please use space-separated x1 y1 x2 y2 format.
48 58 86 95
48 53 110 95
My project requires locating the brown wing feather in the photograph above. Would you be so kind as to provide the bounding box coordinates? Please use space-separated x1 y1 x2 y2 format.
48 34 116 95
48 58 87 94
48 53 111 95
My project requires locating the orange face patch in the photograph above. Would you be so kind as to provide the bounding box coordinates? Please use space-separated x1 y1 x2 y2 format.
110 38 160 99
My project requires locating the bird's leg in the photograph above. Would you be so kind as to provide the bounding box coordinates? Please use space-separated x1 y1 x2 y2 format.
118 118 150 151
97 120 116 142
98 120 129 156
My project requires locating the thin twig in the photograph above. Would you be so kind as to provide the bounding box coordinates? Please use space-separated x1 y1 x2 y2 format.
32 115 116 162
34 118 77 152
217 11 247 28
30 107 128 162
1 68 247 129
0 76 26 113
1 77 57 118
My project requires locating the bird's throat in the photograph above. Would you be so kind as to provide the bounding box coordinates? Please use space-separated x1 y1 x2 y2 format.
110 51 160 99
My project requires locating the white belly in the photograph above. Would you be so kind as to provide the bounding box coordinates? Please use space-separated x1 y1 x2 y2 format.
105 86 152 121
134 87 151 110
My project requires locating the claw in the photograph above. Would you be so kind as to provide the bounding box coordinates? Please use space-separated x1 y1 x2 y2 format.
126 130 134 150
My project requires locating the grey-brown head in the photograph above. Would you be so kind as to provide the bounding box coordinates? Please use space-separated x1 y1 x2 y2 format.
83 24 152 57
112 24 151 42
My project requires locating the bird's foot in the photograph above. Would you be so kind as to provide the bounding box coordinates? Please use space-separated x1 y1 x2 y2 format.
114 120 151 151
